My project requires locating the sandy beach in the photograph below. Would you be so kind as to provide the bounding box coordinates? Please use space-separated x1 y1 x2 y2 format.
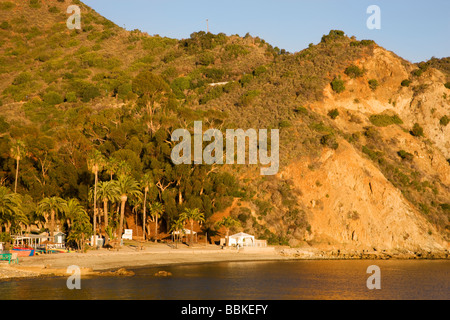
0 243 289 280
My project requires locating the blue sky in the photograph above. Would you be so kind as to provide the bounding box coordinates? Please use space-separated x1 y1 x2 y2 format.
83 0 449 62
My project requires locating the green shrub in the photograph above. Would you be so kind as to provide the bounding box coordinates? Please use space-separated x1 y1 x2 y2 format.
13 72 33 85
240 90 260 107
368 79 379 91
0 2 15 10
320 134 339 150
239 74 253 87
253 66 267 77
43 91 64 105
369 114 403 127
327 108 339 119
0 21 10 30
279 120 291 128
401 79 411 87
331 76 345 93
29 0 41 8
81 86 101 102
410 123 424 137
65 92 77 103
445 82 450 89
397 150 413 161
344 65 364 78
440 115 450 126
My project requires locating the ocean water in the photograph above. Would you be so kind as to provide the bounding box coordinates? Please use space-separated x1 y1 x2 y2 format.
0 260 448 300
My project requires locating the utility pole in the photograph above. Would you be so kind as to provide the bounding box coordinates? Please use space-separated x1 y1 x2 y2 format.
206 19 209 33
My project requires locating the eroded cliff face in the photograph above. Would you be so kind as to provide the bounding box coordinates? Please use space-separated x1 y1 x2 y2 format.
281 47 449 253
283 140 447 253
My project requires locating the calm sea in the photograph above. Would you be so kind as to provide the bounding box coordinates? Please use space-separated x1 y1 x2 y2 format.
0 260 448 300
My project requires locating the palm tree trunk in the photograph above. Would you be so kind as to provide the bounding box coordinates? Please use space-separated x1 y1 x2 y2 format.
143 190 147 240
14 157 19 193
190 220 194 245
93 170 98 236
103 199 108 229
50 210 55 238
118 197 126 239
155 215 158 241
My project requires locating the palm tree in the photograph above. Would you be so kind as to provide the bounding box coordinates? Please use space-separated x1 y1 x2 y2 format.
140 172 153 240
217 216 240 246
0 186 25 233
87 150 105 236
169 217 184 248
66 199 92 252
37 197 67 238
65 198 87 229
150 202 164 241
114 175 142 239
104 157 119 181
96 180 119 234
179 208 205 245
10 140 26 193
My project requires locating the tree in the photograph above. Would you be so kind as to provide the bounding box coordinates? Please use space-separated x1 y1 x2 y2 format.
150 202 164 241
96 180 119 238
0 186 25 234
66 199 92 252
104 157 119 181
87 150 105 236
140 172 154 240
10 140 26 193
169 217 184 248
179 208 205 245
217 216 240 246
331 76 345 93
114 175 142 239
37 197 67 238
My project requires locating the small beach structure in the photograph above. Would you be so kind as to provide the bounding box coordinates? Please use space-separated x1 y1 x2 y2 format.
171 228 197 243
228 232 255 247
122 229 133 240
53 232 66 248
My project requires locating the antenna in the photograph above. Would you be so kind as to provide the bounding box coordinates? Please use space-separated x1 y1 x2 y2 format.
206 19 209 33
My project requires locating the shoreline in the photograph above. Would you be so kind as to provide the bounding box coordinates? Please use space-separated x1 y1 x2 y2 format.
1 244 448 281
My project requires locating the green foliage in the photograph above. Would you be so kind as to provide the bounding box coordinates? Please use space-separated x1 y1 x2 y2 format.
0 2 15 10
344 65 364 78
29 0 41 9
410 123 424 137
240 90 260 107
331 76 345 93
397 150 413 161
321 30 345 43
401 79 411 87
440 115 450 126
368 79 379 90
43 91 64 105
320 134 339 150
327 108 339 119
369 113 403 127
445 82 450 89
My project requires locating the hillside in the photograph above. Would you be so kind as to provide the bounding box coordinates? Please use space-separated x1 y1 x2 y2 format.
0 0 448 256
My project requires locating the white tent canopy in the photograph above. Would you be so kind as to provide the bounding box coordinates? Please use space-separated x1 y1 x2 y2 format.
172 228 196 235
228 232 255 247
